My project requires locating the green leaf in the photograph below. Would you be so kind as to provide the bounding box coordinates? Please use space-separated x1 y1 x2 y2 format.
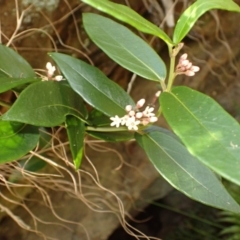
87 130 133 142
173 0 240 44
0 44 35 77
83 13 166 82
81 0 172 45
0 77 40 93
160 86 240 186
135 130 240 213
0 121 39 164
1 81 88 127
88 109 111 127
66 115 85 169
50 53 134 117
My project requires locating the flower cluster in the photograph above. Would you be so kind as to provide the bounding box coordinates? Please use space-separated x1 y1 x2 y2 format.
110 98 159 131
175 53 200 76
45 62 63 81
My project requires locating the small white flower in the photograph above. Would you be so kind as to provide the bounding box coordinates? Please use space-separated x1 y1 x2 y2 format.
125 116 140 131
110 115 122 128
143 106 155 117
121 115 130 125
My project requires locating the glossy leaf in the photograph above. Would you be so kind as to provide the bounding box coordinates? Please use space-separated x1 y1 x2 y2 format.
0 44 35 77
50 53 134 117
160 86 240 186
2 81 87 127
173 0 240 44
83 13 166 82
0 121 39 164
8 129 51 182
87 130 133 142
0 77 40 93
88 109 111 127
81 0 172 45
135 130 240 213
66 115 85 169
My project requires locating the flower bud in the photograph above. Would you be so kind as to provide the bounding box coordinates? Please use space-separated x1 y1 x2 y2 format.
150 116 158 122
191 66 200 72
185 70 195 76
55 75 63 81
180 53 188 61
181 59 190 67
125 105 132 112
136 98 146 108
128 110 135 117
136 112 143 118
155 91 161 97
186 62 193 70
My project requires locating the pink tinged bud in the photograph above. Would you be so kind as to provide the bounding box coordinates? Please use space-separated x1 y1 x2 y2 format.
128 110 135 117
150 116 158 122
155 91 161 98
136 112 143 118
180 53 188 60
176 65 185 72
191 66 200 72
181 59 190 67
186 62 193 70
185 70 195 76
125 105 132 112
136 98 145 108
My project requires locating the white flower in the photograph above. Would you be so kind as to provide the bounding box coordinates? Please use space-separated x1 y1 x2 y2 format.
120 115 129 125
110 115 122 128
143 106 155 117
125 116 140 131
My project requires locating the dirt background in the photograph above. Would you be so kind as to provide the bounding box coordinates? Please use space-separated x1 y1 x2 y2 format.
0 0 240 239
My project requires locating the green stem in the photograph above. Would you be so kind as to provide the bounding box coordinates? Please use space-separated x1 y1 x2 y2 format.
0 100 11 108
166 46 177 92
86 126 128 132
